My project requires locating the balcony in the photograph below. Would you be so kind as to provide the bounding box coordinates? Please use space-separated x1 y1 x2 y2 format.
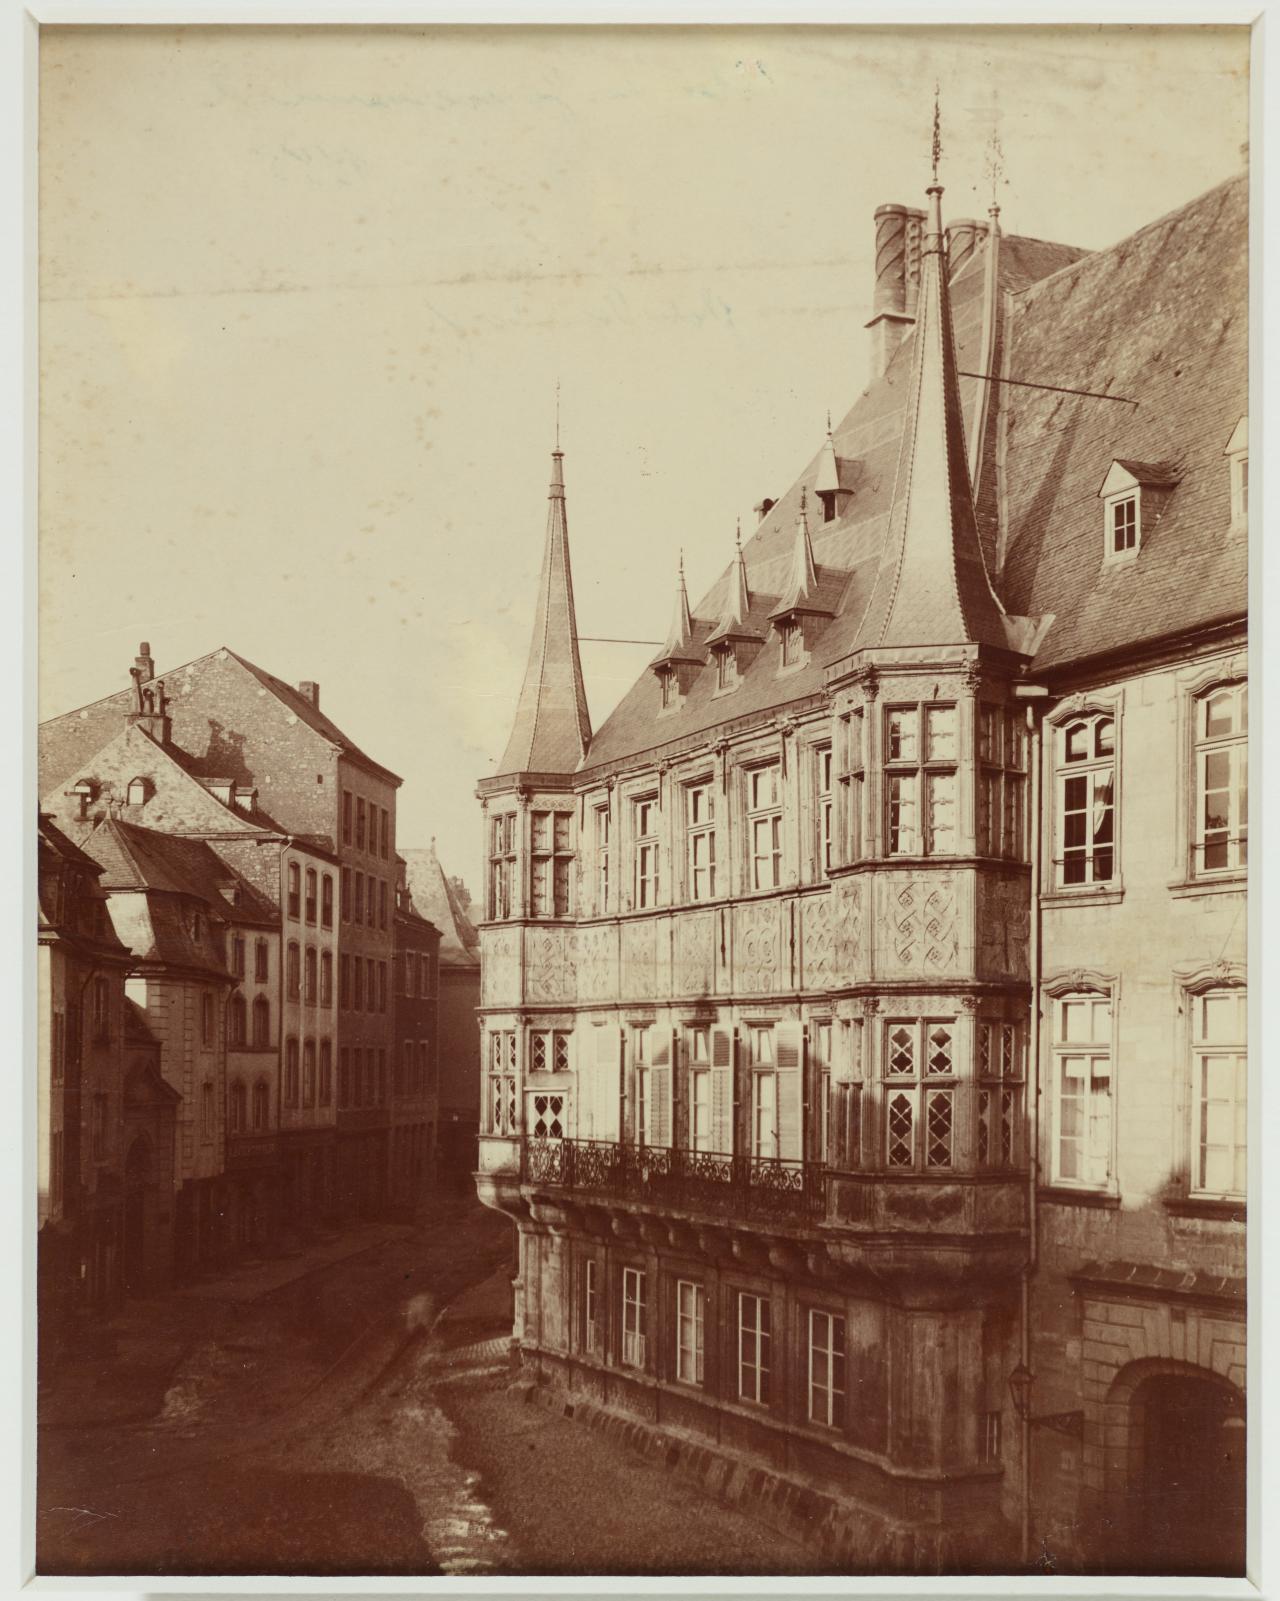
520 1135 824 1226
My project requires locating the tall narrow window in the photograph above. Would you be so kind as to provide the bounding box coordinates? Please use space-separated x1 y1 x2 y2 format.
816 746 833 878
885 703 956 857
622 1267 647 1369
252 995 270 1047
841 707 865 862
287 942 301 1002
883 1018 955 1171
747 764 782 890
780 619 803 668
201 989 215 1045
688 1028 712 1152
531 811 573 917
321 873 334 928
304 946 317 1004
231 934 246 978
812 1020 833 1164
303 1040 316 1106
229 993 247 1046
686 782 717 901
738 1292 770 1405
676 1280 705 1385
632 1026 651 1147
977 1020 1023 1170
1194 683 1247 875
305 869 317 924
379 879 389 929
285 1038 299 1107
342 790 352 845
584 1258 600 1355
1190 986 1246 1199
808 1308 846 1428
319 1041 333 1105
252 1079 269 1130
978 705 1028 860
634 798 659 909
489 813 516 920
287 862 301 920
352 958 364 1011
255 938 269 981
341 867 351 922
594 805 610 912
320 951 333 1007
380 807 390 859
749 1026 777 1159
356 797 366 851
487 1031 517 1136
1051 991 1114 1188
1057 714 1116 886
715 647 736 692
353 870 364 925
1110 494 1138 555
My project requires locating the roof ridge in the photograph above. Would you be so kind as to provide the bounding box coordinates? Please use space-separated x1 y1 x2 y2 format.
41 644 231 724
1011 171 1245 302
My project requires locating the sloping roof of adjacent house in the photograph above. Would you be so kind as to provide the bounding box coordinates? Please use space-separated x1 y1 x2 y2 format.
572 173 1245 773
83 818 278 928
400 842 480 969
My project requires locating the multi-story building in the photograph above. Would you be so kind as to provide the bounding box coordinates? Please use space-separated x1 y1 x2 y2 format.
40 643 402 1221
401 843 481 1190
474 169 1247 1574
390 866 441 1209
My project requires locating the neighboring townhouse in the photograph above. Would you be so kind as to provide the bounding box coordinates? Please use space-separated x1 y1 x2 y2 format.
391 867 441 1210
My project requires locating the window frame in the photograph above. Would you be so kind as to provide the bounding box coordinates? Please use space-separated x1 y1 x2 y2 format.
883 702 957 858
807 1306 847 1430
685 779 717 902
745 762 782 892
1047 984 1116 1193
676 1278 706 1386
1186 981 1246 1201
882 1016 958 1172
736 1290 771 1406
488 812 517 921
530 810 573 919
1192 681 1247 879
1051 707 1118 891
633 795 660 910
621 1266 647 1370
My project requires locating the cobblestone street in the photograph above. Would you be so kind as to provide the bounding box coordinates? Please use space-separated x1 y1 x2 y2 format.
38 1195 820 1578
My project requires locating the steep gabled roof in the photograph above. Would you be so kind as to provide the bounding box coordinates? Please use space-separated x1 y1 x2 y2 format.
84 818 277 927
496 451 593 776
399 842 480 969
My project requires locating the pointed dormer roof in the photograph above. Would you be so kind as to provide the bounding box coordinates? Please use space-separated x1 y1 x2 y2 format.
496 449 592 776
852 183 1010 652
652 552 702 668
705 524 762 647
814 418 841 496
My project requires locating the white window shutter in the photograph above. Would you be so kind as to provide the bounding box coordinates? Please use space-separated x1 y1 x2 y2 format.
711 1026 734 1155
593 1025 620 1142
651 1030 672 1148
776 1019 804 1162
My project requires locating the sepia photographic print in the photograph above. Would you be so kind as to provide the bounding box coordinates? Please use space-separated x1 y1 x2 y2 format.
30 15 1258 1587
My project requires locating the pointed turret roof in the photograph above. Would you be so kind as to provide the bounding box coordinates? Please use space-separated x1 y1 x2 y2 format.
770 490 837 622
496 450 592 775
652 553 703 668
705 525 763 647
852 183 1011 652
400 841 480 970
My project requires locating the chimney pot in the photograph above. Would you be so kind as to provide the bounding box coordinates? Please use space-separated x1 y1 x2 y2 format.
753 497 776 523
298 681 320 708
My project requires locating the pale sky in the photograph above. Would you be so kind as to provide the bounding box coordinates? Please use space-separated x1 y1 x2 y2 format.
38 24 1249 890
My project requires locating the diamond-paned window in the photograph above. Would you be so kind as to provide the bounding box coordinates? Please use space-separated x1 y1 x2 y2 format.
554 1034 571 1073
531 1093 565 1140
927 1026 953 1075
531 1034 548 1073
926 1089 954 1168
888 1027 915 1076
887 1092 914 1168
978 1027 991 1077
978 1090 991 1165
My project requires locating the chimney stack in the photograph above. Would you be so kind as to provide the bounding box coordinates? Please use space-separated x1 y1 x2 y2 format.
298 681 320 708
865 203 926 381
135 641 155 682
753 496 776 523
945 217 988 279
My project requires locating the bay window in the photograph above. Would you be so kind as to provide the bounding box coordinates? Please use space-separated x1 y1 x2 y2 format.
884 703 956 856
488 812 516 920
531 809 573 917
977 1019 1023 1169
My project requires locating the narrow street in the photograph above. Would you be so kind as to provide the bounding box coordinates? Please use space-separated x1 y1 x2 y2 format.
38 1195 822 1578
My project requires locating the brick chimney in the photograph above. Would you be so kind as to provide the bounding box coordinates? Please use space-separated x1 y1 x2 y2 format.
134 641 155 682
297 681 320 708
865 203 926 381
945 216 989 279
753 496 776 523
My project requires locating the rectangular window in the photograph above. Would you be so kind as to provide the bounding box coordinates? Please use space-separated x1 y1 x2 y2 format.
339 955 350 1010
676 1280 705 1385
303 1040 316 1107
319 1041 333 1105
530 811 573 918
980 1411 1002 1464
1194 684 1247 875
201 989 215 1045
1057 714 1116 886
356 797 366 850
883 1018 955 1171
320 951 333 1007
632 1026 651 1146
378 961 388 1013
379 879 388 930
286 943 301 1002
353 870 364 925
304 946 317 1004
584 1258 600 1355
594 805 610 911
622 1267 647 1369
886 703 956 856
688 1027 711 1152
749 1026 776 1160
634 798 659 908
487 1031 518 1135
780 619 803 668
339 1048 350 1108
812 1019 833 1164
1191 987 1246 1198
686 782 717 901
1052 992 1114 1188
342 790 352 845
380 807 390 859
287 861 301 920
841 708 865 862
341 867 351 922
808 1308 846 1428
747 764 782 890
977 1020 1023 1169
353 958 364 1011
1111 494 1137 554
231 934 246 978
737 1291 771 1405
285 1038 299 1107
321 873 334 928
489 813 517 920
255 938 269 982
816 746 833 879
367 959 376 1014
305 869 317 924
716 647 736 692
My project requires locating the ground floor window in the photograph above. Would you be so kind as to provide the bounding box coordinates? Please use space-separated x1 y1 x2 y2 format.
622 1267 647 1369
676 1279 705 1385
980 1409 1002 1463
584 1258 600 1355
737 1291 770 1405
1190 985 1246 1199
807 1308 845 1428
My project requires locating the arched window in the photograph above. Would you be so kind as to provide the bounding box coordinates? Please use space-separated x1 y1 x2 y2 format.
229 1079 247 1134
320 951 333 1007
286 942 301 1000
321 873 334 928
304 946 317 1004
229 993 247 1047
1193 683 1247 876
303 1040 316 1107
252 995 271 1048
252 1079 269 1130
284 1038 299 1106
287 861 301 919
1055 712 1115 887
305 868 317 924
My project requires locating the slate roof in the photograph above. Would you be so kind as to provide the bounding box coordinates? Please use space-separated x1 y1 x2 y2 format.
84 818 277 928
400 842 480 970
577 174 1246 771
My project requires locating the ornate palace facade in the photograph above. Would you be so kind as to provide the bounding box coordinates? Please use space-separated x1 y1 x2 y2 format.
475 171 1247 1574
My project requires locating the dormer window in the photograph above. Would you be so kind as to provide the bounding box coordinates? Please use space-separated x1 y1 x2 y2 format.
1110 495 1138 556
715 647 736 693
1098 459 1180 565
1225 415 1248 532
659 668 676 710
67 779 96 820
126 776 150 806
780 620 803 668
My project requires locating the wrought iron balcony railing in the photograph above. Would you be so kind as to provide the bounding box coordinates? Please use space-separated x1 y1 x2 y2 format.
520 1135 824 1224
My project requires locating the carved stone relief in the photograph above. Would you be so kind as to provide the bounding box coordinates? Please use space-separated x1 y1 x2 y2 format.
576 925 616 1004
736 899 782 994
621 919 657 1000
801 892 834 988
482 929 520 1006
526 926 573 1004
882 876 958 975
833 877 863 982
674 912 714 998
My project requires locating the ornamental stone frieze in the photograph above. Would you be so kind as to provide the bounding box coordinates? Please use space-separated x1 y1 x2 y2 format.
876 872 961 977
673 910 715 998
481 927 521 1006
734 898 784 994
620 918 658 1000
525 925 574 1004
800 891 835 987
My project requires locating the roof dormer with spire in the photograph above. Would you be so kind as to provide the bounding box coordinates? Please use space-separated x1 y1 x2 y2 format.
704 523 765 693
494 447 593 779
650 552 704 712
769 489 842 672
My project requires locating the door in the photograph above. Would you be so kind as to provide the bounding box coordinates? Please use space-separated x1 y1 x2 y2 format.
1131 1372 1245 1575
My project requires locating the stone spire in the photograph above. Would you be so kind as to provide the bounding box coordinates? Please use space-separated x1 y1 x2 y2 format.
705 522 760 647
496 449 592 775
852 182 1009 652
778 490 818 611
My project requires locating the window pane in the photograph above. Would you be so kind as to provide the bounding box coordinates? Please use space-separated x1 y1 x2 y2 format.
926 706 955 761
887 708 918 762
1204 692 1235 739
927 773 955 854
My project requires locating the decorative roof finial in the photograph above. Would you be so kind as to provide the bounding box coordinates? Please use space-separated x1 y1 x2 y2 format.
554 377 561 452
826 408 832 436
984 121 1004 219
735 517 742 553
931 84 942 184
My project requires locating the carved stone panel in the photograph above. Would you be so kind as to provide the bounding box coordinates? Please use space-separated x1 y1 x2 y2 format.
576 924 617 1005
525 925 574 1004
621 919 657 1000
976 874 1031 984
481 928 520 1006
832 877 864 984
878 874 960 977
736 899 783 995
674 912 715 999
801 892 834 990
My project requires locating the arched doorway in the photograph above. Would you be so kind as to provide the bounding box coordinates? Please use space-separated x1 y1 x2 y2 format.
1114 1363 1245 1575
123 1136 152 1296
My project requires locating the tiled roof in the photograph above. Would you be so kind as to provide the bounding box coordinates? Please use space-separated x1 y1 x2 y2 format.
400 842 480 969
578 175 1245 771
84 818 277 928
1072 1257 1245 1305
